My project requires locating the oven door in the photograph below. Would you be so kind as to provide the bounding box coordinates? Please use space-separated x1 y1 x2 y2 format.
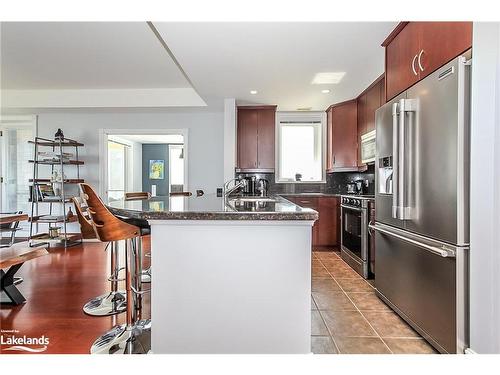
341 204 368 262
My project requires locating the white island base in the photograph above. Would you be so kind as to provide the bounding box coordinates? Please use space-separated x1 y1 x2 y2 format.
149 219 313 354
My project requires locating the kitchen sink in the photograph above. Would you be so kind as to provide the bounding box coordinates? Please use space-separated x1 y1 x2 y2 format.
228 197 278 203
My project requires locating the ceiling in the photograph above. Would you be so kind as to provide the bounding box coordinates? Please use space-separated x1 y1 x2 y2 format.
1 22 397 111
154 22 397 110
1 22 189 89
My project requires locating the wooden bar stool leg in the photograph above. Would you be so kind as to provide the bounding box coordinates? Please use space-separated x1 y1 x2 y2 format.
83 241 126 316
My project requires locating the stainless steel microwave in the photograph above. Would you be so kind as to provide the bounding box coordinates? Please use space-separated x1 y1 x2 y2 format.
360 130 376 164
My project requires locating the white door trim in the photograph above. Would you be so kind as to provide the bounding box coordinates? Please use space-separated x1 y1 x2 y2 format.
98 128 189 201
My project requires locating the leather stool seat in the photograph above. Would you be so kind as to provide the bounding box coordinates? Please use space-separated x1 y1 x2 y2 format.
119 217 151 236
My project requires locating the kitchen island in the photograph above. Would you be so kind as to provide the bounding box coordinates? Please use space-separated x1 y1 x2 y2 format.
108 194 317 354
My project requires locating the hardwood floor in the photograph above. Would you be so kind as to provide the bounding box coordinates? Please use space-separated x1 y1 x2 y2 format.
0 239 150 354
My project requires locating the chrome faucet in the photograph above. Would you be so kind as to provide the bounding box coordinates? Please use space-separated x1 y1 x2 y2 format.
223 177 246 197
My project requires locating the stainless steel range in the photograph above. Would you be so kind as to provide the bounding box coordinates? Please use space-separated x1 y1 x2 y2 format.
340 195 375 279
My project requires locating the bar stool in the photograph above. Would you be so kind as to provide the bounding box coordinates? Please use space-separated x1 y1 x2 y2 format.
73 197 127 316
80 183 151 354
120 192 152 284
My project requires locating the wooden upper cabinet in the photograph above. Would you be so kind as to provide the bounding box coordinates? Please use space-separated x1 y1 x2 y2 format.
384 22 472 101
357 93 367 137
356 93 367 166
385 22 420 101
417 22 473 80
356 76 384 167
237 106 276 170
379 76 386 106
256 109 276 169
330 100 358 170
237 109 259 169
326 108 333 171
365 79 382 134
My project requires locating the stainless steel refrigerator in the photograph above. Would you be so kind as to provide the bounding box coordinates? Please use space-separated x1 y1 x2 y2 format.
372 53 471 354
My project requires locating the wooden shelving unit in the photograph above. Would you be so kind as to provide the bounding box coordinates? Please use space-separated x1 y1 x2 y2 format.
29 136 84 248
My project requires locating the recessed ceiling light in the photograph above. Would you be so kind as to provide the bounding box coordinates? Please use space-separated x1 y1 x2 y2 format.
312 72 346 85
250 90 258 95
321 89 331 94
297 107 312 111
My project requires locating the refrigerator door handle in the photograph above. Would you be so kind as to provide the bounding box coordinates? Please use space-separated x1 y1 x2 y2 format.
369 223 456 258
395 98 417 220
391 102 399 219
398 99 406 220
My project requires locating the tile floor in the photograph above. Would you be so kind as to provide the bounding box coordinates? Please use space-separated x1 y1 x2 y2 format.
311 250 438 354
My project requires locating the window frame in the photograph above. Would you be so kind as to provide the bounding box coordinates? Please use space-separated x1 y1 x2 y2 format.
275 111 327 184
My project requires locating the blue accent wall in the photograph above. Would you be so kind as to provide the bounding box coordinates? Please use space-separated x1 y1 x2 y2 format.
142 144 169 196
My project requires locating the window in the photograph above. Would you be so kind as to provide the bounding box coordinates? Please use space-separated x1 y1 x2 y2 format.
0 116 36 236
276 112 326 183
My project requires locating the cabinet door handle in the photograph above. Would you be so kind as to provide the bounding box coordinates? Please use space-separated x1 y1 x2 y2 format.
412 54 418 76
333 155 336 164
417 49 425 72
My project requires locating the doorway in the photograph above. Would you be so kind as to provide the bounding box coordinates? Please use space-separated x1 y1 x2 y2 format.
100 130 188 203
0 115 37 236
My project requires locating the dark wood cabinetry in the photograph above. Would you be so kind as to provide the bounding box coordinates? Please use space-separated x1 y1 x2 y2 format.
326 100 358 172
285 196 340 248
384 22 472 101
385 22 420 101
356 75 385 166
237 106 276 171
256 108 275 169
316 197 339 247
237 109 259 169
357 93 367 142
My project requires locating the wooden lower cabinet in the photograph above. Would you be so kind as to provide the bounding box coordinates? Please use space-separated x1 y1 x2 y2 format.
285 196 339 248
316 197 339 247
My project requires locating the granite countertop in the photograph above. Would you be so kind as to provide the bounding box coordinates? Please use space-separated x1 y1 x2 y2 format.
107 194 318 221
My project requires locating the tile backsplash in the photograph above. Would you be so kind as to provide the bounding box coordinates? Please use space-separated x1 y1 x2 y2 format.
235 164 375 195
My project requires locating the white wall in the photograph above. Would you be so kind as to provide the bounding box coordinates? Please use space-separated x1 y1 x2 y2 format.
35 111 224 195
469 22 500 354
223 98 236 182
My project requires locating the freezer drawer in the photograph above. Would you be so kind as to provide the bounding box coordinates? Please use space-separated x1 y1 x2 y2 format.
374 225 466 353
